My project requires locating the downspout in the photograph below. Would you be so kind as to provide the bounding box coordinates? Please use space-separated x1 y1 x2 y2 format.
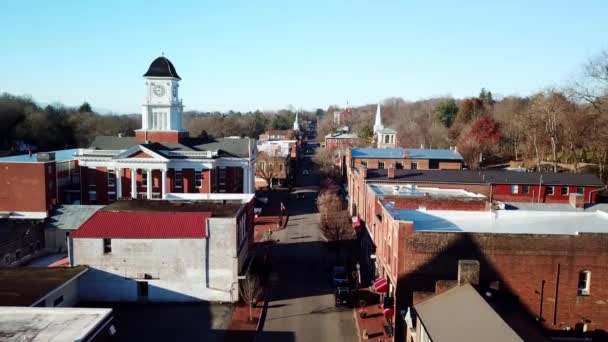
553 264 560 326
588 185 607 205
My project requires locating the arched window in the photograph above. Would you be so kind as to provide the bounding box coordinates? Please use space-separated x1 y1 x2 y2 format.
578 270 591 295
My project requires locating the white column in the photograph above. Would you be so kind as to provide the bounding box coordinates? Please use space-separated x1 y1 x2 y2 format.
250 164 255 193
131 168 137 199
242 166 248 193
116 168 122 199
146 169 153 199
161 169 167 199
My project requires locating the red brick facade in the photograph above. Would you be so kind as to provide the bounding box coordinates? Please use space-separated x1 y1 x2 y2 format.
366 198 608 340
135 130 188 143
0 162 56 214
79 166 240 204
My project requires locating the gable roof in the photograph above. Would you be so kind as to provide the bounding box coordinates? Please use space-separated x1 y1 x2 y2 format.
366 169 604 187
351 148 463 160
46 205 104 230
415 284 524 342
87 136 253 158
71 211 211 239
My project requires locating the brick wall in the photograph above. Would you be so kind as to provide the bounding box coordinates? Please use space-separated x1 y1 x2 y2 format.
0 162 53 213
397 231 608 331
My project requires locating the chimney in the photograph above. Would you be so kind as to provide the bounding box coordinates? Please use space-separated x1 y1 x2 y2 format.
359 166 368 179
457 260 480 286
387 167 395 179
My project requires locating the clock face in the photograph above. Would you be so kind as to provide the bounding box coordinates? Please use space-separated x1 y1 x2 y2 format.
152 85 165 97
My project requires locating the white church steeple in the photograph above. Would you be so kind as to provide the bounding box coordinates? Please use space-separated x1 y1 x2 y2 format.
293 111 301 131
373 102 384 134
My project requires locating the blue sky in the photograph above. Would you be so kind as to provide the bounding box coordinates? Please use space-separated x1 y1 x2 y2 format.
1 1 606 113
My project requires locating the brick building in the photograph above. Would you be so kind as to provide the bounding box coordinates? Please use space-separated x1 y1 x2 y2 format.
255 140 298 188
0 56 256 213
0 150 80 218
70 194 255 303
258 130 294 141
358 191 608 341
324 132 359 151
347 148 463 176
74 56 256 205
349 168 605 218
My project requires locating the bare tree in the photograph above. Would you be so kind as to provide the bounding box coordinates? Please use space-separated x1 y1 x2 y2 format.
317 191 354 262
313 147 341 180
256 152 279 189
239 273 264 322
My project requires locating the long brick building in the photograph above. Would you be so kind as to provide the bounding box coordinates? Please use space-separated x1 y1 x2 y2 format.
350 166 608 340
75 56 256 204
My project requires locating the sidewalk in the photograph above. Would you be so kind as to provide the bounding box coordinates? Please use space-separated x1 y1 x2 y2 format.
254 189 291 242
224 302 263 342
353 289 391 342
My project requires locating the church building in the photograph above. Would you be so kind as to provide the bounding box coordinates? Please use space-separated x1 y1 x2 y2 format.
373 103 397 148
75 56 256 204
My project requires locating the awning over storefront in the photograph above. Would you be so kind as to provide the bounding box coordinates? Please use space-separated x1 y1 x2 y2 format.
374 278 388 293
352 216 361 230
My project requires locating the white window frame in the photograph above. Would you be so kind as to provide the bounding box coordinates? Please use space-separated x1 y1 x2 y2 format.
195 170 202 188
511 184 519 194
174 170 183 188
411 162 418 170
378 162 385 169
88 191 97 203
578 270 591 296
547 186 555 196
577 186 584 195
141 171 147 189
561 186 569 196
522 185 530 194
219 167 226 186
107 169 116 187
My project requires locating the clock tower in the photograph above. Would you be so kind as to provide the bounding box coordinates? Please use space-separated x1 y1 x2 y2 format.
136 56 187 143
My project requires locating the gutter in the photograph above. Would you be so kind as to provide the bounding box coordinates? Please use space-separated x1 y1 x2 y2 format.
589 185 608 204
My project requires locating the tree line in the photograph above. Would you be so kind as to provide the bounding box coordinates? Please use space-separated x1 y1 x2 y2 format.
317 49 608 180
0 94 316 154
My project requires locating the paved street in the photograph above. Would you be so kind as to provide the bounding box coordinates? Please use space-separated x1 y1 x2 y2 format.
258 155 358 342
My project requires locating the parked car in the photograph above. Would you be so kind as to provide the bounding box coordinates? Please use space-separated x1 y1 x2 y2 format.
332 266 349 287
296 192 305 200
335 287 350 307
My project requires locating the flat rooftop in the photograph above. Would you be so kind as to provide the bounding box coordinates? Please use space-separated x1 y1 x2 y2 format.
370 184 486 199
103 199 244 217
0 266 88 306
384 202 608 235
0 306 112 342
365 169 604 186
0 148 79 163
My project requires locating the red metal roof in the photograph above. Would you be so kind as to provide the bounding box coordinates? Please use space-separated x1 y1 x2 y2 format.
71 211 211 239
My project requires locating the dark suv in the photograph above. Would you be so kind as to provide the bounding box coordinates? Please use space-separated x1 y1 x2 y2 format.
335 287 350 307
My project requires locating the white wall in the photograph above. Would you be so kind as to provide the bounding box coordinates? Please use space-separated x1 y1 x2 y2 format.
72 217 244 303
33 270 84 308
